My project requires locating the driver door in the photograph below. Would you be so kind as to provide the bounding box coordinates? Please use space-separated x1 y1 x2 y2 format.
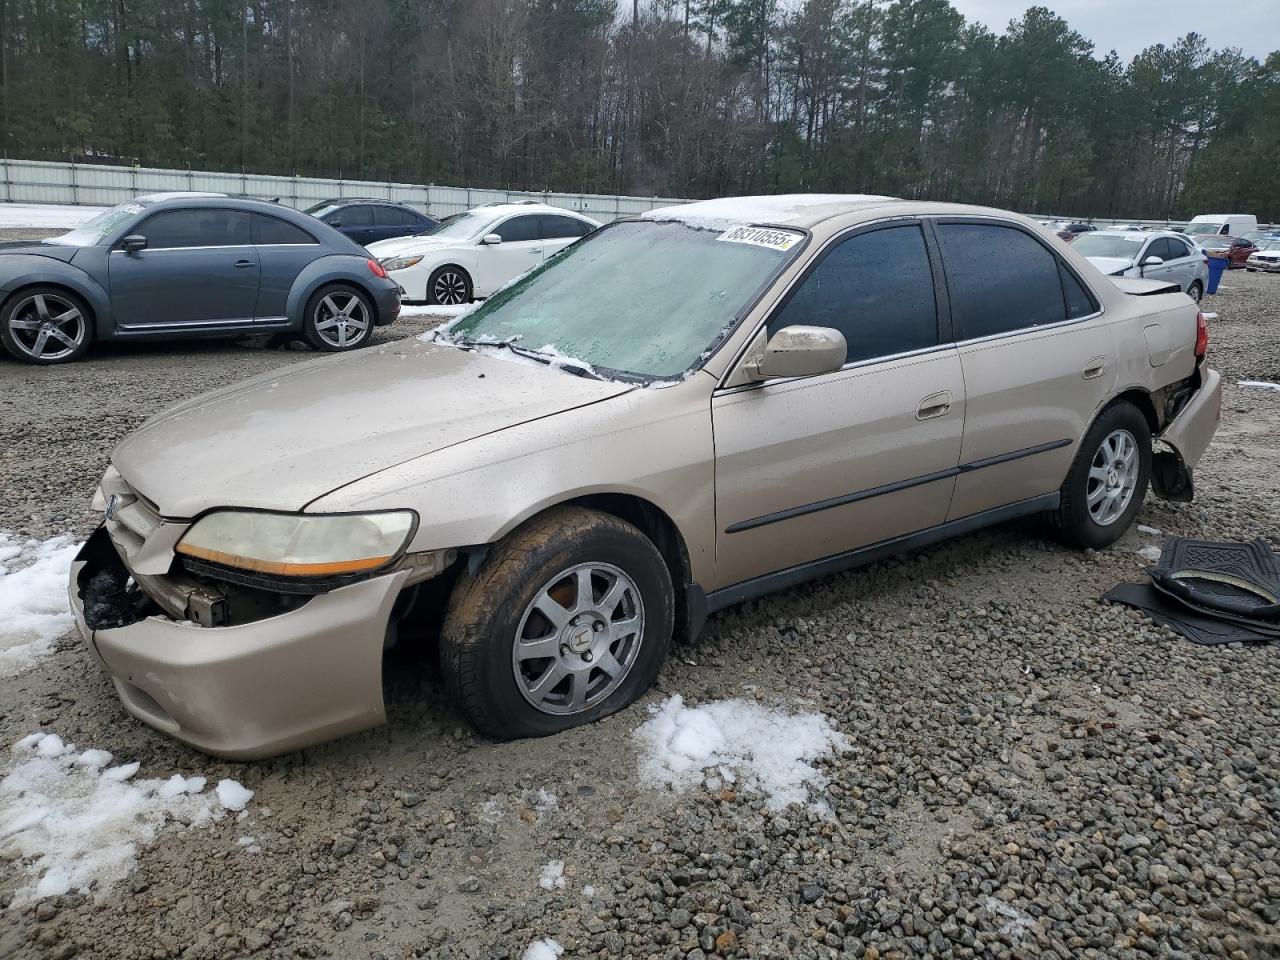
108 208 260 330
473 214 544 296
711 222 965 589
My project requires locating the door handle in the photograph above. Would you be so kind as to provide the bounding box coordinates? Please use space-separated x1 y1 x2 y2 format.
233 259 255 269
1082 356 1107 380
529 248 543 254
916 391 952 420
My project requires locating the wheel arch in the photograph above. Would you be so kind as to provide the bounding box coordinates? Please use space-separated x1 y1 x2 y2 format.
478 492 703 645
1 275 108 338
287 256 385 325
1105 387 1161 435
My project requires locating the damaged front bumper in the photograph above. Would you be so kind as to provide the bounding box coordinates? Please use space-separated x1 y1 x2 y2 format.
69 524 410 760
1152 366 1222 502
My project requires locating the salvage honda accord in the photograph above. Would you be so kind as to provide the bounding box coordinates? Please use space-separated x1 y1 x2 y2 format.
69 195 1221 758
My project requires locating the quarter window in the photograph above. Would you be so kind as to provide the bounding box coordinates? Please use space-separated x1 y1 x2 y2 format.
136 209 251 249
251 213 315 245
495 216 539 243
1059 264 1098 320
935 223 1067 338
767 224 938 364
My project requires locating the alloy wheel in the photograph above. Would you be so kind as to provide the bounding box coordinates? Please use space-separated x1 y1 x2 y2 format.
6 293 86 361
433 271 468 305
1087 428 1139 526
312 292 370 348
511 562 645 715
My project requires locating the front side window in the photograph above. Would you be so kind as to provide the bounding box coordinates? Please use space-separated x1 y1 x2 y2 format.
446 219 801 379
496 216 539 243
936 223 1068 338
767 225 938 364
136 209 251 249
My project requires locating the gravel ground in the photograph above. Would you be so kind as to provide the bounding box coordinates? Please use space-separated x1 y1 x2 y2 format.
0 267 1278 960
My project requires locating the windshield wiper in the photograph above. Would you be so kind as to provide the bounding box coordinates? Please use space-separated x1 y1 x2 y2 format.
451 336 606 381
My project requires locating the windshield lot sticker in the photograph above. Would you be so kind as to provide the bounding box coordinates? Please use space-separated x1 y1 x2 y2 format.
717 226 803 251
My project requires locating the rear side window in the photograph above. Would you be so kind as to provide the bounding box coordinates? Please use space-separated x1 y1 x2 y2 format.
252 213 315 245
375 205 416 227
137 209 250 248
540 215 588 239
935 223 1067 338
767 224 938 364
496 216 539 242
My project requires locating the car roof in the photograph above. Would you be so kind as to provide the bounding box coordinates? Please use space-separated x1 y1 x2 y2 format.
469 202 595 218
315 197 420 207
134 191 227 204
643 194 900 229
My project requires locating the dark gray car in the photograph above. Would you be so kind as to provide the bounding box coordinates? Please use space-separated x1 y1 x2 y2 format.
0 193 402 364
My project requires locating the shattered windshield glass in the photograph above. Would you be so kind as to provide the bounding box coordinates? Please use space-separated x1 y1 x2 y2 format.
446 219 803 379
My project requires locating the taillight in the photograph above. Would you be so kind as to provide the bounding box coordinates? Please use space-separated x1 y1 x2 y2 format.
1194 311 1209 359
367 258 388 279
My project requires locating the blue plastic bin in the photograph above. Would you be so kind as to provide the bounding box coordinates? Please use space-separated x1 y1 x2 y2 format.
1206 256 1227 294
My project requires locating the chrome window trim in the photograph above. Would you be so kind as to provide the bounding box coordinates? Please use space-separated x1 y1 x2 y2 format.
111 244 254 253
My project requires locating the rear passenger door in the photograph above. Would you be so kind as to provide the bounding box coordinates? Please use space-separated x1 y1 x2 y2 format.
336 205 376 246
711 222 966 588
932 219 1115 521
251 212 321 322
539 215 589 258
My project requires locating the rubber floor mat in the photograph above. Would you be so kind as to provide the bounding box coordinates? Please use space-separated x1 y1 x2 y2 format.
1103 583 1276 645
1148 538 1280 623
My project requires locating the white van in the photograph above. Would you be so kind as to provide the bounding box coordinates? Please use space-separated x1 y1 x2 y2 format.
1185 214 1258 238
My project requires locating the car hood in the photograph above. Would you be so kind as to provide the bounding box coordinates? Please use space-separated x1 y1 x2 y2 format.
0 241 78 262
367 236 463 257
111 340 635 517
1085 256 1135 275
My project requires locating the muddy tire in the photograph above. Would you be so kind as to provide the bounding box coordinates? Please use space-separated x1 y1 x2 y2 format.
440 507 673 739
1052 402 1151 549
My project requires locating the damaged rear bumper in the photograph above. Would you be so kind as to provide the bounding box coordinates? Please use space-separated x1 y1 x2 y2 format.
1152 366 1221 502
70 526 409 760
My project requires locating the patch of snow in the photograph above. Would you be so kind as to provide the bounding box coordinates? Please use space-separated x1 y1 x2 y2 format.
400 302 475 321
983 896 1037 939
1201 312 1218 319
533 787 557 818
521 938 564 960
237 835 262 854
0 733 245 902
635 695 848 811
1238 380 1280 392
1137 545 1163 562
0 202 105 229
582 884 595 898
1137 525 1162 536
216 779 254 812
479 798 503 823
643 194 897 231
0 533 81 677
538 860 566 891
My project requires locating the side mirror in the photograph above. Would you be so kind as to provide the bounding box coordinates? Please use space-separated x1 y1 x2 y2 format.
746 325 847 381
480 233 503 246
1142 256 1164 266
121 234 147 253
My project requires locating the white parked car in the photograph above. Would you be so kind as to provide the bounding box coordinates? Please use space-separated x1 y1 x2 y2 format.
1072 230 1210 302
368 203 600 304
1246 238 1280 273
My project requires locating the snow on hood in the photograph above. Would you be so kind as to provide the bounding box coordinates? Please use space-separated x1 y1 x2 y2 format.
366 234 461 257
642 194 898 231
1085 256 1135 275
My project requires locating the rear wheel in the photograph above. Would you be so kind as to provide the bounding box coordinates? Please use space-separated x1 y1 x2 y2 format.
301 284 374 352
0 287 93 364
426 266 472 306
1052 402 1151 549
1188 280 1203 302
440 507 673 739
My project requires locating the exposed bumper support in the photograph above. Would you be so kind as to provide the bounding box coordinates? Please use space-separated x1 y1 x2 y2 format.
1152 367 1221 502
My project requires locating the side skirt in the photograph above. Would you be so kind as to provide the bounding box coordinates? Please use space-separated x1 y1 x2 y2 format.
704 493 1060 614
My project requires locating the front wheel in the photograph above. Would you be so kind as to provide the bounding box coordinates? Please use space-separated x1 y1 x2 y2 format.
425 266 472 306
0 287 93 364
440 507 673 739
1052 402 1151 549
301 285 374 352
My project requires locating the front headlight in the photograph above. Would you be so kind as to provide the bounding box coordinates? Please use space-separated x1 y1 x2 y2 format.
175 510 417 577
381 255 424 271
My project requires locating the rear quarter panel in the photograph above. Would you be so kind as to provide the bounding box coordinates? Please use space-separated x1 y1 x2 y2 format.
285 254 397 322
